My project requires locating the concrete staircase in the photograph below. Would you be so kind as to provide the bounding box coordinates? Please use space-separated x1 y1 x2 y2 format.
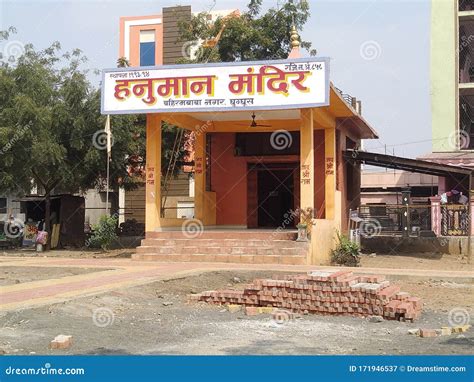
132 230 309 265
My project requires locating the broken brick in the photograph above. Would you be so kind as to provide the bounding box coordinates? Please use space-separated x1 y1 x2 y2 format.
420 329 438 338
49 335 73 349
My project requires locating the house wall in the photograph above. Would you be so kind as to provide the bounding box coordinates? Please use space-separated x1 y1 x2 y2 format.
209 131 327 227
83 189 108 227
431 0 458 152
334 124 362 232
210 133 248 226
119 15 164 66
0 195 25 223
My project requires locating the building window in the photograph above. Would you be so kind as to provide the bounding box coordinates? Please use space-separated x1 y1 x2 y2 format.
459 21 474 83
459 0 474 12
460 95 474 150
139 30 156 66
0 198 6 214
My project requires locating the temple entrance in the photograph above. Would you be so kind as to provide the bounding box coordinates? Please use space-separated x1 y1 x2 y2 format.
257 169 295 227
247 163 298 228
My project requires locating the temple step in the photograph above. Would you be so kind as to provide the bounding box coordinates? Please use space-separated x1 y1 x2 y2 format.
133 230 309 264
140 238 308 248
144 230 297 240
132 253 307 265
135 245 308 256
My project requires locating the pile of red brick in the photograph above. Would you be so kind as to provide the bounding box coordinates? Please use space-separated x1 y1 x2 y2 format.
191 270 423 321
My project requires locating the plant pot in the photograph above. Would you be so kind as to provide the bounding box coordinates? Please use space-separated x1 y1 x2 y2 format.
296 225 308 242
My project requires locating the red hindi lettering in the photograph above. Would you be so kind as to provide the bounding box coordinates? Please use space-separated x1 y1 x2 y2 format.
114 80 131 100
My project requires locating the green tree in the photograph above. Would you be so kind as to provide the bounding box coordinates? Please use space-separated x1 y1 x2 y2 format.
116 56 130 68
178 0 316 63
0 32 146 247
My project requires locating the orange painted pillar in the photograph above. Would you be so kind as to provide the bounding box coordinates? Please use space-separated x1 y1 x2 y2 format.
145 114 161 233
325 127 336 220
194 131 206 222
300 108 315 217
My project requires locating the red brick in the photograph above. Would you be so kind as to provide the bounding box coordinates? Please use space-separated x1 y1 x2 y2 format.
377 285 401 299
420 329 438 338
328 270 353 281
245 307 260 316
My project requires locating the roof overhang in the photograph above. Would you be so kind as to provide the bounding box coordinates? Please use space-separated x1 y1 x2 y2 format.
329 84 378 140
345 150 473 179
162 85 379 138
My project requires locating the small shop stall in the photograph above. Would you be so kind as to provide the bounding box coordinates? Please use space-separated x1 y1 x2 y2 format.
16 194 85 248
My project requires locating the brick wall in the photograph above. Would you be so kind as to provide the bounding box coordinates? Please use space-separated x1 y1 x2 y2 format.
162 6 192 65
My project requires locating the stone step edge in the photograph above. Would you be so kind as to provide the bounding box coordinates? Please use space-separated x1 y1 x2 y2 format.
138 245 308 250
131 254 307 264
133 252 307 257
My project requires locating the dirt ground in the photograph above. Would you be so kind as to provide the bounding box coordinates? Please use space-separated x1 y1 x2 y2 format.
1 271 472 355
0 249 134 259
2 248 472 273
0 266 109 286
360 252 471 272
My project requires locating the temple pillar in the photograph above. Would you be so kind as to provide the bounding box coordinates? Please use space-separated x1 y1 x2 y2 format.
300 108 314 217
145 114 162 233
325 127 336 220
194 131 206 222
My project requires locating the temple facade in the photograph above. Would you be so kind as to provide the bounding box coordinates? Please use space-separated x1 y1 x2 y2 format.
108 6 378 265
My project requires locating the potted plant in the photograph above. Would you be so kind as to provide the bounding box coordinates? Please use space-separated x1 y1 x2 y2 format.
296 223 308 242
331 231 361 267
296 207 314 241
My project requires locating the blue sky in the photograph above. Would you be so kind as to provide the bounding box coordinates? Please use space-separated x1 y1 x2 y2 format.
1 0 431 158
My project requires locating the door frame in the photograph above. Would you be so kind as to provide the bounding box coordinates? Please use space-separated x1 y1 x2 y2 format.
246 162 299 228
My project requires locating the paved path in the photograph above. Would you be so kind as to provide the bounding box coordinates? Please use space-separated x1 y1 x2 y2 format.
1 256 473 312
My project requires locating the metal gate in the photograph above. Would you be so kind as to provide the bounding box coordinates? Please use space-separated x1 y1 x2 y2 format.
441 204 469 236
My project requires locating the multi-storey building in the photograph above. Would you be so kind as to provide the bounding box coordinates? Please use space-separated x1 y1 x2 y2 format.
422 0 474 193
119 7 240 223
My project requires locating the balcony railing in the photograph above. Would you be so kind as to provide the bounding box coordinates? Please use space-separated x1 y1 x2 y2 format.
334 86 362 115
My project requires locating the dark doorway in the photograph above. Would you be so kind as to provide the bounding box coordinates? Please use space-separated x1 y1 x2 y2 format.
257 169 295 228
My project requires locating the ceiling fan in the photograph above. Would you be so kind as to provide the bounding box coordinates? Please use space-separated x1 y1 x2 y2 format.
238 113 272 128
